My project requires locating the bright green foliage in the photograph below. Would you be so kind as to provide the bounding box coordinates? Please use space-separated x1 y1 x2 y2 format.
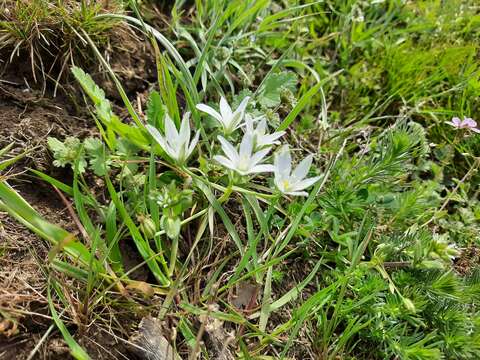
2 0 480 359
83 138 110 176
71 67 111 110
48 136 111 176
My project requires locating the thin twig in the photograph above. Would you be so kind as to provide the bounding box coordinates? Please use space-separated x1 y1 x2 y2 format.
52 185 90 244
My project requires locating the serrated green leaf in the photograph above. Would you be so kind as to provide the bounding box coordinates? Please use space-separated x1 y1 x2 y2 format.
83 137 102 153
89 155 109 177
71 66 108 106
72 66 116 126
47 137 66 154
48 137 87 172
84 137 110 176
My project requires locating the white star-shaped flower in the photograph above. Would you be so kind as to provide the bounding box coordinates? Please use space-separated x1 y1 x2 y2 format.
245 114 285 149
274 145 321 196
196 96 250 135
146 112 200 165
214 133 275 176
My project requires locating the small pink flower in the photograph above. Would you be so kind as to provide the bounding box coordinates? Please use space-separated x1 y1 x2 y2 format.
446 116 480 133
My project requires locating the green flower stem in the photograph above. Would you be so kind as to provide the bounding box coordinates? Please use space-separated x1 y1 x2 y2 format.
153 208 208 237
218 184 233 203
169 234 179 278
183 167 275 200
154 234 170 275
218 175 234 203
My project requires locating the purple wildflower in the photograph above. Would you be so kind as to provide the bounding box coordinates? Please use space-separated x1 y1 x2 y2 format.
446 116 480 133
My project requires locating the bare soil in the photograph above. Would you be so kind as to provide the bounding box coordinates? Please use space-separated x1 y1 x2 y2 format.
0 26 154 359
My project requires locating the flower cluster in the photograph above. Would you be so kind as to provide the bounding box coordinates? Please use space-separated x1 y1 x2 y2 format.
147 96 320 196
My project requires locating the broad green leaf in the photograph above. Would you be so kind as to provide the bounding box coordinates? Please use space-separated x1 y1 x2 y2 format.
259 71 297 108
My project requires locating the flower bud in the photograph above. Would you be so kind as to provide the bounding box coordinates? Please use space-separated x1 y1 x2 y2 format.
161 215 181 239
280 87 297 108
138 214 156 239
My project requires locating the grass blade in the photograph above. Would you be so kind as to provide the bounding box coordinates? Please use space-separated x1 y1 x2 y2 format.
47 280 91 360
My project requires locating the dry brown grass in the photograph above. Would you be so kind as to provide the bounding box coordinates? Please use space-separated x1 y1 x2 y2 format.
0 0 124 89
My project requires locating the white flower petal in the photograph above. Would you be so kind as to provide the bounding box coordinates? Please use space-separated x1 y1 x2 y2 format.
256 118 267 136
248 164 276 173
275 145 292 179
179 112 191 146
292 155 313 181
196 104 223 123
258 131 285 147
217 136 239 163
219 96 233 121
146 125 169 151
239 133 253 158
250 147 271 166
214 155 236 170
164 143 179 161
274 146 287 183
226 96 249 133
291 176 321 192
164 115 179 143
187 131 200 159
285 190 308 197
236 96 250 115
245 114 254 134
227 111 245 134
274 174 284 191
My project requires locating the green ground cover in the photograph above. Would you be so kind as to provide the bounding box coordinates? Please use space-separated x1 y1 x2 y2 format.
1 1 479 359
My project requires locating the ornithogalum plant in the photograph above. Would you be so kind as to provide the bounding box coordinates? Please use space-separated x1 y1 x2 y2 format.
214 133 275 176
197 96 250 136
244 114 285 149
273 145 321 196
146 112 200 165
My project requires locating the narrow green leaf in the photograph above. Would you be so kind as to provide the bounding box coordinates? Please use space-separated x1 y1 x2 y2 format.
0 182 97 267
105 173 170 286
280 284 336 358
277 71 342 131
48 282 91 360
194 179 244 255
270 260 322 311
